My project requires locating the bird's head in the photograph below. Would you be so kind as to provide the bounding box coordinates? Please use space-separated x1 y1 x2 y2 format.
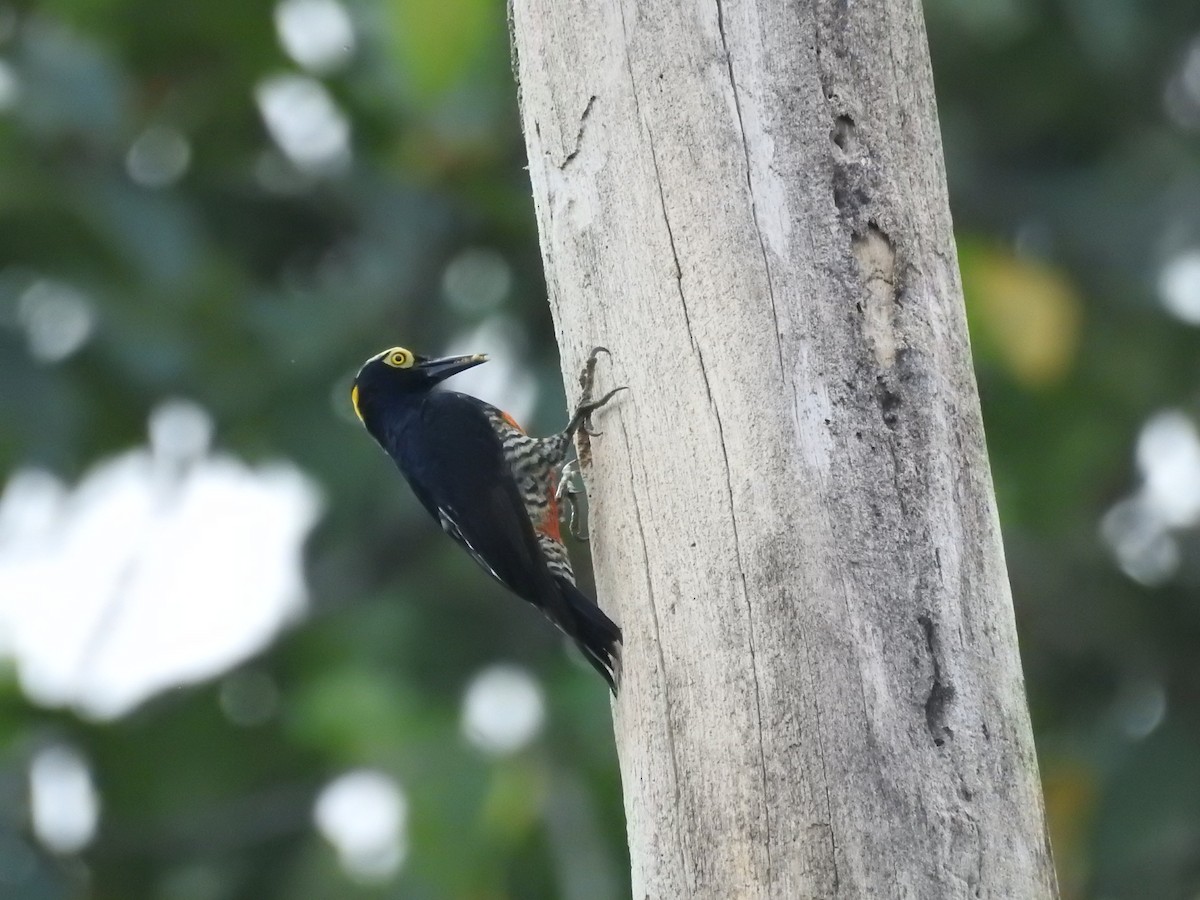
351 346 488 425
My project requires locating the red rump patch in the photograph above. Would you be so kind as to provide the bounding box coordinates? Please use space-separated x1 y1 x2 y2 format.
539 474 562 542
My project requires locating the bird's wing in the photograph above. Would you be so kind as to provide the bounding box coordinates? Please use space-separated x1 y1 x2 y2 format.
401 393 566 613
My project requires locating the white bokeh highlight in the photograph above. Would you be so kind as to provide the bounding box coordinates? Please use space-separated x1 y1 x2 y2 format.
314 770 407 883
0 58 17 111
461 664 545 756
29 745 100 854
1137 410 1200 527
1102 409 1200 586
1113 677 1168 740
255 73 350 174
126 125 192 188
442 247 513 314
0 401 323 719
441 318 539 428
17 279 94 362
149 399 215 464
1164 36 1200 130
274 0 355 74
1159 250 1200 325
1100 497 1180 587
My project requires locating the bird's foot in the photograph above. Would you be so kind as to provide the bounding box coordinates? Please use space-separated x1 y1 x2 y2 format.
569 347 627 437
575 387 628 437
555 457 580 501
565 486 589 541
556 459 590 541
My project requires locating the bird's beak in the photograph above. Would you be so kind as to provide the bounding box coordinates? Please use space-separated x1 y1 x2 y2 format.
419 353 488 383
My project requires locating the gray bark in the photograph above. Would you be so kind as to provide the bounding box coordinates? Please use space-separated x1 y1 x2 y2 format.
509 0 1059 896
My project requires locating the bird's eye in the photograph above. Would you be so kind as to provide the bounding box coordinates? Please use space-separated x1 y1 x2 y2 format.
385 348 414 369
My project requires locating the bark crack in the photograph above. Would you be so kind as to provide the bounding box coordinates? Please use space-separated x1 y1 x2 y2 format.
615 0 644 124
714 0 785 375
558 94 597 169
803 634 841 895
645 126 686 291
618 411 692 893
648 106 773 889
618 1 828 888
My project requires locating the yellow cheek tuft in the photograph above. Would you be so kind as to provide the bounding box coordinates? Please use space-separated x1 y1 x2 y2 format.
351 384 364 423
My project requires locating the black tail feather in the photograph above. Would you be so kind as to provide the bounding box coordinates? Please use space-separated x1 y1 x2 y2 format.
554 577 622 694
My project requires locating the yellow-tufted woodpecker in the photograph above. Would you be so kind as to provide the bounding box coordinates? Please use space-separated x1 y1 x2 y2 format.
352 345 625 692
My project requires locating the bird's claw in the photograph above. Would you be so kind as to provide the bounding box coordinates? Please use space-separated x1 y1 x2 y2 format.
579 346 611 392
570 385 628 438
556 459 590 541
567 490 589 541
572 347 626 469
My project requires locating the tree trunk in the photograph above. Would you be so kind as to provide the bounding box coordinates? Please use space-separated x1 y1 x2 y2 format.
509 0 1059 896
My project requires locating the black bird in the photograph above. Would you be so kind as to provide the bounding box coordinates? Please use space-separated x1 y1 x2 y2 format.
352 345 625 691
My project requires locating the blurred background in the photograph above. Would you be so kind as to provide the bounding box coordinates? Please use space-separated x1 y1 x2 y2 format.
0 0 1197 896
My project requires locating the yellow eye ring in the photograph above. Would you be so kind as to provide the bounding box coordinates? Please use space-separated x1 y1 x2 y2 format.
385 348 414 369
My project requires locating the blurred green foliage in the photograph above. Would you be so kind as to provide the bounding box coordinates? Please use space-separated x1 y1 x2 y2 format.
0 0 1198 896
